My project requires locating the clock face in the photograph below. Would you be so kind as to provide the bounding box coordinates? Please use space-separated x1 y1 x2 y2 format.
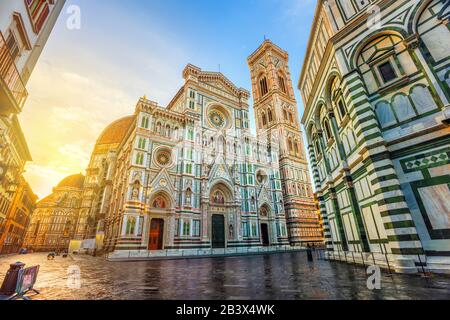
209 110 226 128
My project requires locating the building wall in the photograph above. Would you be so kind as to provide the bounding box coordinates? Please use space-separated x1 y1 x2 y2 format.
299 0 450 273
0 0 66 244
0 0 66 82
0 116 31 242
0 176 37 254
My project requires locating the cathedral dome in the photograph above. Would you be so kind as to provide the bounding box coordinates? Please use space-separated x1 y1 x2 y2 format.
96 115 135 146
57 174 85 189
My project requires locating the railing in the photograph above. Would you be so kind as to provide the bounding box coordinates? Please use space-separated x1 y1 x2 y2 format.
316 249 432 277
0 31 27 112
105 245 305 261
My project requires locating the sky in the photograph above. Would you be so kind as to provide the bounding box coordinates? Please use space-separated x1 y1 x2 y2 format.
20 0 317 199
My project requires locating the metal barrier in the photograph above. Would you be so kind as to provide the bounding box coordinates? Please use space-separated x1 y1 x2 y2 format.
105 245 306 261
316 249 431 276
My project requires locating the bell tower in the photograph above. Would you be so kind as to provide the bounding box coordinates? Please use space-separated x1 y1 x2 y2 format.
248 40 321 246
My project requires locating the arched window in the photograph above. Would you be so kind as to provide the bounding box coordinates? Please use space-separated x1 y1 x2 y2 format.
289 112 294 123
288 138 294 153
126 216 136 236
330 77 348 120
278 75 287 93
259 76 269 96
156 122 162 134
185 188 192 206
323 120 333 140
410 85 437 114
283 109 288 121
165 124 171 137
375 101 397 128
262 112 267 126
315 140 321 156
268 109 273 122
392 94 416 122
294 141 299 155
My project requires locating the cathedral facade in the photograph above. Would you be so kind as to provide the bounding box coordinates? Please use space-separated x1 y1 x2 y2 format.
90 42 322 258
58 42 322 259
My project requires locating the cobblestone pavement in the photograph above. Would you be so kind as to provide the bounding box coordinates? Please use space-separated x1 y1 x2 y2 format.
0 252 449 300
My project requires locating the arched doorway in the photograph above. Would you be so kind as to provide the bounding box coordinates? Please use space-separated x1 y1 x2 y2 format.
209 182 233 249
148 219 164 250
260 204 271 246
147 191 172 251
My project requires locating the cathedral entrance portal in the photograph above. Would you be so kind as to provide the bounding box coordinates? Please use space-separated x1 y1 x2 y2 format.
261 223 270 246
148 219 164 251
212 215 225 249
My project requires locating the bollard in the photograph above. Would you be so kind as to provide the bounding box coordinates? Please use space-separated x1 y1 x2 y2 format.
307 248 313 262
0 262 26 296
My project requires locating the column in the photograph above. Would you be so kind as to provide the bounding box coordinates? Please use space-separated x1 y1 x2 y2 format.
342 71 423 270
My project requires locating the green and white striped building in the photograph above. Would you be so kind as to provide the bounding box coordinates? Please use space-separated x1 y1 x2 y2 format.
299 0 450 273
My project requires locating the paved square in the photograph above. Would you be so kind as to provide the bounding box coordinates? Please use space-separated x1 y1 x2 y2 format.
1 252 449 300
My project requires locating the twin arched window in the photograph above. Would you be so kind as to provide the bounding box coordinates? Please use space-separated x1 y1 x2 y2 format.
268 109 273 122
323 120 333 141
278 75 287 94
259 76 269 97
262 112 267 126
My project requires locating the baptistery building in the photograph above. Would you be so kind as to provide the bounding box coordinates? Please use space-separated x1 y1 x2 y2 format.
73 42 321 259
299 0 450 273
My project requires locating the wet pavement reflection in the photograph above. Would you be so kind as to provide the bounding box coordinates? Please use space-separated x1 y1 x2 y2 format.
0 252 449 300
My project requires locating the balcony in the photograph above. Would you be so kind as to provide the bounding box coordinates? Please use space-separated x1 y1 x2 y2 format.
0 31 27 115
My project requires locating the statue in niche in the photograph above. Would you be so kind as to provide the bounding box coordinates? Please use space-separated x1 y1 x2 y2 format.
229 224 234 239
131 181 140 201
186 188 192 206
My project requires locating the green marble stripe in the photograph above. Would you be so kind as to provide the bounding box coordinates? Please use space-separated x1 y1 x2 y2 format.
391 248 423 255
359 132 383 145
378 196 406 206
352 106 373 119
384 220 415 230
355 115 377 128
374 185 402 196
380 208 410 217
349 98 370 110
346 82 366 93
368 239 389 244
371 174 398 185
343 75 360 87
368 164 395 176
388 234 420 242
356 123 379 138
391 136 450 159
